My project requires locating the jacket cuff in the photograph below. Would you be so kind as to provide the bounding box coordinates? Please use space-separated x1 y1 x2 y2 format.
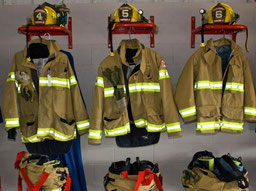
88 138 101 145
183 115 197 123
168 131 182 137
244 115 256 123
77 128 89 135
76 120 90 135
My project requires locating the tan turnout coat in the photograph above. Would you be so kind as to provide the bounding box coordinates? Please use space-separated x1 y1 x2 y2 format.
175 38 256 133
3 39 89 143
89 39 181 144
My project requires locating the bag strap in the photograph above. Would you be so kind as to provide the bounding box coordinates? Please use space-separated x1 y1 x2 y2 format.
64 174 71 191
15 151 27 169
18 167 50 191
133 169 163 191
121 171 137 182
221 155 249 189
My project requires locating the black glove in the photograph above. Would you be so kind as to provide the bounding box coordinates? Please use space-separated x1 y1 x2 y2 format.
7 128 17 140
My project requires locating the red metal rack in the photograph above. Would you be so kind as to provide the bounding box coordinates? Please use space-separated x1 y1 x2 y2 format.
191 16 247 48
108 16 157 48
18 17 73 49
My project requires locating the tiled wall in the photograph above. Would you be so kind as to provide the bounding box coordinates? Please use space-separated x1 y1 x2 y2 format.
0 2 256 191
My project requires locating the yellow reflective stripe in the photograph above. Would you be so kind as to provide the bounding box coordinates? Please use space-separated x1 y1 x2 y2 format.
166 122 181 133
104 86 126 97
37 128 77 141
134 119 168 132
6 72 16 82
134 119 147 127
17 85 21 93
51 188 62 191
70 75 78 86
88 129 102 139
159 69 170 80
76 120 90 130
104 87 114 97
6 78 17 82
225 82 244 92
179 106 196 118
39 77 70 88
197 121 220 131
128 83 160 93
194 81 222 90
198 158 214 171
146 122 166 132
6 72 17 82
244 107 256 116
196 121 244 131
5 118 20 127
104 123 130 137
95 77 104 87
221 121 244 131
21 134 42 143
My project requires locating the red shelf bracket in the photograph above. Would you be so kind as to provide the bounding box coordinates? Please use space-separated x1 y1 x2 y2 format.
108 16 157 49
18 17 73 49
191 16 247 49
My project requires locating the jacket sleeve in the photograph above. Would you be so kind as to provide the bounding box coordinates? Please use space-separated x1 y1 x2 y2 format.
88 66 104 144
157 55 181 136
242 53 256 122
3 54 20 131
174 55 197 123
68 61 90 135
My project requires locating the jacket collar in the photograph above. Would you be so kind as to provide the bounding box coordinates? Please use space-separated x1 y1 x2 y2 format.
203 38 241 65
22 39 59 69
118 38 147 73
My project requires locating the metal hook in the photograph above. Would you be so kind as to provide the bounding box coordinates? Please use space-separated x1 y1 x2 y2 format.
43 33 51 40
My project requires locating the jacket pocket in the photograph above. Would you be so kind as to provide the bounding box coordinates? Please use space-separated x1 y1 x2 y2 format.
53 87 74 122
222 107 243 120
197 106 220 119
103 112 123 130
143 65 153 82
147 114 164 126
20 114 37 137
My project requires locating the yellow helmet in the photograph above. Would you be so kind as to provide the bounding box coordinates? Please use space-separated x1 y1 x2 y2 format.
207 3 239 24
110 3 142 23
32 2 69 26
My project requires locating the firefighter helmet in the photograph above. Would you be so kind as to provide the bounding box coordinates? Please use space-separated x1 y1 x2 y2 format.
32 2 69 26
207 3 239 24
110 3 143 23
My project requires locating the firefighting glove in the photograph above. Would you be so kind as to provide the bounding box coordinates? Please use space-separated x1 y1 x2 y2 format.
16 71 35 102
21 82 35 102
103 66 125 100
181 169 199 186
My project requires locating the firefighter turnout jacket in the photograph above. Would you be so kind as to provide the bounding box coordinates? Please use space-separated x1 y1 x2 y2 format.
89 39 181 144
175 38 256 133
3 38 89 143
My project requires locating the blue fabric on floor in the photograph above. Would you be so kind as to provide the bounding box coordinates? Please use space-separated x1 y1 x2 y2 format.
49 50 87 191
